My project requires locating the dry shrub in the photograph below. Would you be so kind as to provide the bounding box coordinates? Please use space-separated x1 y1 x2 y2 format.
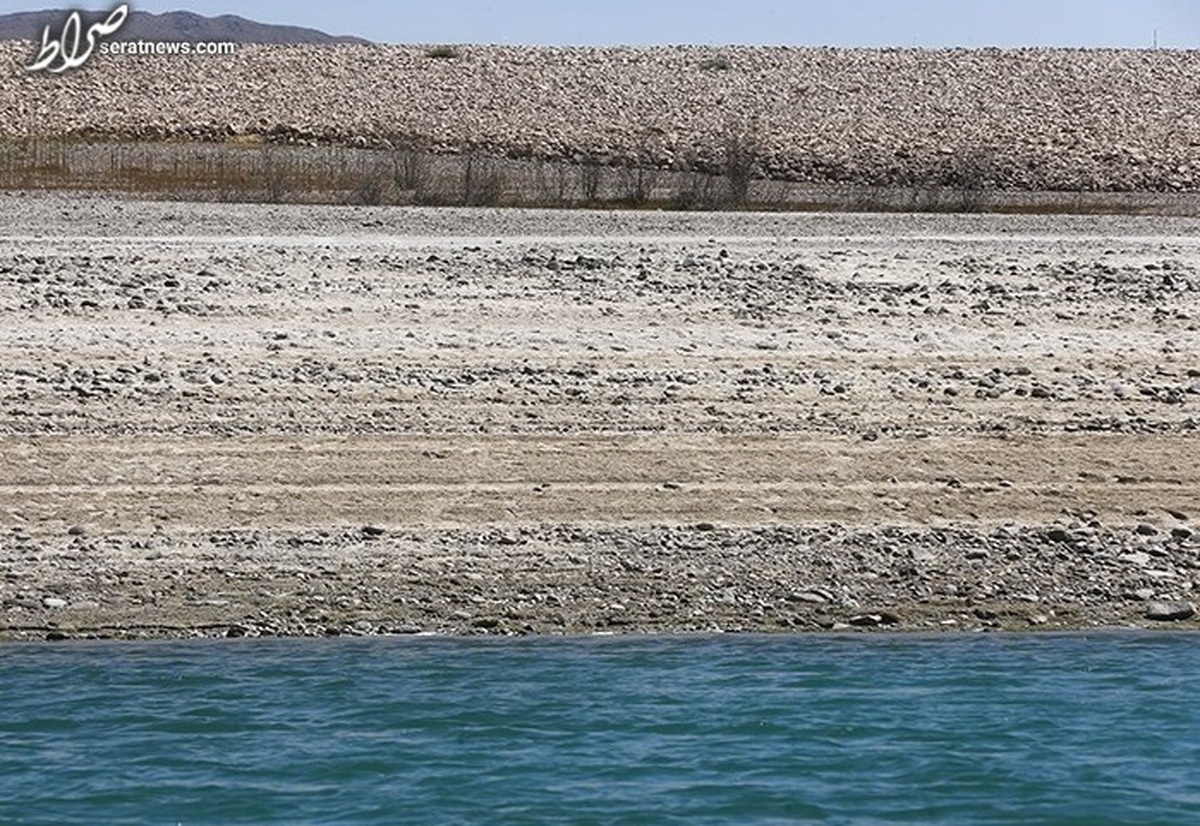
723 129 757 206
460 150 505 206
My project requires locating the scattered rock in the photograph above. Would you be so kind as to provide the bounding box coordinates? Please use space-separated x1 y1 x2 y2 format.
1145 601 1196 621
848 612 900 627
1 201 1198 643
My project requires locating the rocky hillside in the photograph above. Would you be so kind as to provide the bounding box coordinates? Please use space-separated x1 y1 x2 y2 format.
1 44 1197 191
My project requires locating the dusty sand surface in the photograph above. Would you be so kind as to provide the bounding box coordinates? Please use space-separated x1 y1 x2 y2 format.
1 194 1199 639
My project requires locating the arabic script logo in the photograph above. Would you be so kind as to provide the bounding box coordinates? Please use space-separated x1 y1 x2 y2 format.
26 4 129 73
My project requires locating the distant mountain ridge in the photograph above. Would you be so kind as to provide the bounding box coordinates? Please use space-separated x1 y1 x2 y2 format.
0 8 370 44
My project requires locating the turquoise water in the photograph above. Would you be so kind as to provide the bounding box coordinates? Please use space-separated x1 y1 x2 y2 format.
2 633 1199 824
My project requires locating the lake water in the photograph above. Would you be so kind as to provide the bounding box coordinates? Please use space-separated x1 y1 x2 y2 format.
2 632 1198 824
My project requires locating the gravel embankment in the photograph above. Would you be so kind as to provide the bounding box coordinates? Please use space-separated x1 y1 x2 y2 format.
3 44 1199 190
6 523 1199 640
1 196 1199 639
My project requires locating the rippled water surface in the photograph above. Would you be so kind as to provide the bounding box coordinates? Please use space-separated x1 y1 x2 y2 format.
2 633 1199 824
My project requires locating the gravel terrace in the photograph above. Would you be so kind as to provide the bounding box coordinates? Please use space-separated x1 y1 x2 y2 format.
1 194 1198 639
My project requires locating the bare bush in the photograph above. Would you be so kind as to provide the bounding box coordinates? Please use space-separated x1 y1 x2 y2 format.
670 149 723 210
617 162 659 204
699 55 732 72
259 145 289 204
347 161 389 205
533 158 573 204
390 140 434 202
723 129 758 206
754 177 791 208
578 155 603 202
942 149 995 212
615 135 666 204
425 45 460 59
461 150 505 206
392 144 428 190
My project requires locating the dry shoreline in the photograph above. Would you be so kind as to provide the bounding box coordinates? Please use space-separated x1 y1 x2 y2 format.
5 521 1200 641
1 195 1198 640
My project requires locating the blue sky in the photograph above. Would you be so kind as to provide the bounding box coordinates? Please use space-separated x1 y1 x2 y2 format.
7 0 1199 47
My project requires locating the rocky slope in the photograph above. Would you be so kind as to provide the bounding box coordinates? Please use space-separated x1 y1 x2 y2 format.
2 45 1198 190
